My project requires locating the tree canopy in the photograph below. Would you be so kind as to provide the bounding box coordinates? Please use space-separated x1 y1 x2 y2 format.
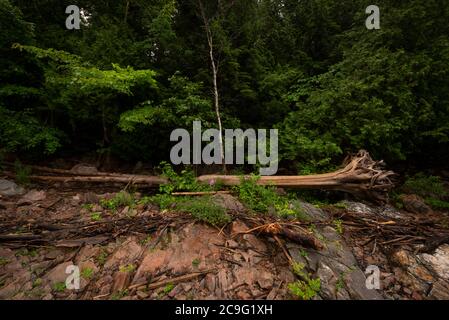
1 0 448 171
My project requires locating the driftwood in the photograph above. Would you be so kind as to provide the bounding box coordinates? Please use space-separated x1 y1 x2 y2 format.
3 150 395 200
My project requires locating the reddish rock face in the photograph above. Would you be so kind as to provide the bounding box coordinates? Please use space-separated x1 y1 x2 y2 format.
104 238 143 270
132 223 226 284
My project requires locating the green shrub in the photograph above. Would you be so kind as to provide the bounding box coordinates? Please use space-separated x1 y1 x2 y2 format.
158 162 212 194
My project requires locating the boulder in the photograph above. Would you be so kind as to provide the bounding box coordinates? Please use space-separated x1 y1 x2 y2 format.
0 179 25 196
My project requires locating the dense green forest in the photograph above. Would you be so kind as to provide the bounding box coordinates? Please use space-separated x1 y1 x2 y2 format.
1 0 448 173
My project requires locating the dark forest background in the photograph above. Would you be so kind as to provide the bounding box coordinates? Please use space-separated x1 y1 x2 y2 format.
1 0 448 174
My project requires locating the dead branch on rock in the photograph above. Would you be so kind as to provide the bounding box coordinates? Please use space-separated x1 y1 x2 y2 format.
233 215 324 251
338 210 449 253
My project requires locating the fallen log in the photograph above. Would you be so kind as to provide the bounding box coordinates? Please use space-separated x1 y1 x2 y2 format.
198 150 396 201
26 175 168 186
5 150 395 200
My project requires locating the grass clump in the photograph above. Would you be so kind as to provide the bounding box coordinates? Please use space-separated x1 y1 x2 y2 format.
81 267 94 279
176 197 231 227
53 282 66 292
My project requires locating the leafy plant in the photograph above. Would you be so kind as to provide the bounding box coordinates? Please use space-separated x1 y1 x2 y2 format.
288 262 321 300
158 162 211 194
333 219 344 234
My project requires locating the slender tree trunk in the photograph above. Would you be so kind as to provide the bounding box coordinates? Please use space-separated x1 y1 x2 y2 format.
199 0 226 173
124 0 130 23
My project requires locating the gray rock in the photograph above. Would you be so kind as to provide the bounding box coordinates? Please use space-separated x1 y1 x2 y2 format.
297 201 329 221
70 164 98 175
287 210 383 300
0 179 25 196
343 200 403 220
419 244 449 281
18 189 46 205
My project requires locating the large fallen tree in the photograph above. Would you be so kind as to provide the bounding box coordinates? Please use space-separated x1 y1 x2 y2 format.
3 150 396 201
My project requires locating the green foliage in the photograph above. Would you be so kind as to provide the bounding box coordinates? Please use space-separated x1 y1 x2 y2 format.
158 162 211 194
90 212 102 221
0 107 62 155
81 268 94 279
234 175 305 219
288 262 321 300
233 175 279 213
400 173 449 211
425 198 449 211
176 197 231 227
192 258 201 268
119 72 213 132
100 191 135 211
140 194 176 210
161 283 175 296
403 173 447 199
2 0 449 171
119 264 136 273
53 282 66 292
333 219 344 234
